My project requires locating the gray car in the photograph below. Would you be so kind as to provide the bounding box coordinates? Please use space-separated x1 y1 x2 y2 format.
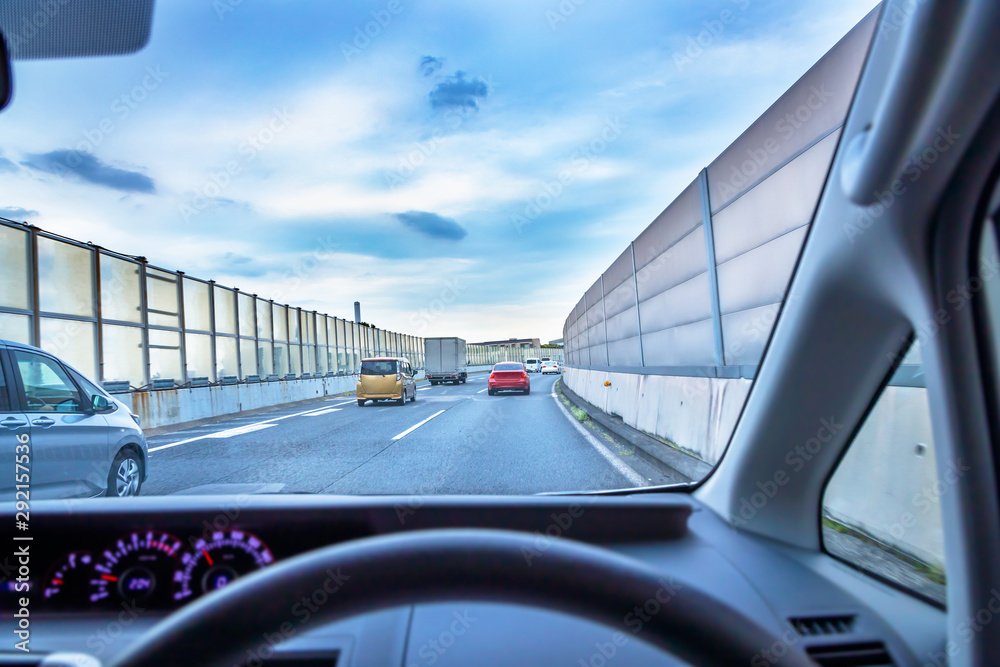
0 339 148 500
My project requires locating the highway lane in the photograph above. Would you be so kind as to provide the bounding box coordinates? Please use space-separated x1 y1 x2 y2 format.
141 374 654 496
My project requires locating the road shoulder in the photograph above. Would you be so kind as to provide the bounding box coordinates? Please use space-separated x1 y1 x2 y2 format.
550 379 678 487
555 378 711 484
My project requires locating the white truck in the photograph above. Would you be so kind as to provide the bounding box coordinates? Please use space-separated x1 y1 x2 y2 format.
424 337 468 385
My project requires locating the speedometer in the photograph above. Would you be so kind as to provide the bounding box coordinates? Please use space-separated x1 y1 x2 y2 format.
89 531 182 606
174 530 273 601
42 551 92 606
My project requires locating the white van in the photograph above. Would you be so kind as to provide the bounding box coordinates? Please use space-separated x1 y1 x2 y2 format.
524 358 541 373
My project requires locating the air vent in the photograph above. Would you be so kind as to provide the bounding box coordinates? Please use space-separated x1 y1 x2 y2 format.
806 641 894 666
789 614 856 636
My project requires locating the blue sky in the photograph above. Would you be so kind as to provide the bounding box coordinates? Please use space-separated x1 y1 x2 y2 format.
0 0 878 343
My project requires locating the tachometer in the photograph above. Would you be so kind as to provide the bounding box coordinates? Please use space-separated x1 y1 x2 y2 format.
89 531 182 606
174 530 273 601
42 551 92 605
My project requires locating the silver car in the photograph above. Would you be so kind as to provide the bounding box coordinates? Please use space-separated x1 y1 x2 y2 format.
0 340 148 500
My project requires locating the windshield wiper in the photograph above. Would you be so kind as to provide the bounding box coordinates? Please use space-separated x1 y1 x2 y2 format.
536 482 693 496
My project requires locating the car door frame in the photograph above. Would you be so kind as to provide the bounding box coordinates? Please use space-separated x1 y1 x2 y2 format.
403 359 416 396
0 346 31 501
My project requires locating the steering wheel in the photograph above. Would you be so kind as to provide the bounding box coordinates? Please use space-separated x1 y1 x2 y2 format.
25 396 47 410
109 529 811 666
53 398 79 411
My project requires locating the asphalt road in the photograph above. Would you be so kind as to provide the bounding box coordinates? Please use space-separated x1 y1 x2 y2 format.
142 374 651 496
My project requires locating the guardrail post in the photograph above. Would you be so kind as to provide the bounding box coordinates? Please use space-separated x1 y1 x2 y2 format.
233 287 243 380
699 168 726 369
138 260 151 388
28 226 40 348
630 242 645 367
601 274 609 366
93 247 103 381
208 281 217 382
177 272 188 384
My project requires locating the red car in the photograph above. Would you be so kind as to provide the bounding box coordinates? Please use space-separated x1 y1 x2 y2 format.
487 362 530 395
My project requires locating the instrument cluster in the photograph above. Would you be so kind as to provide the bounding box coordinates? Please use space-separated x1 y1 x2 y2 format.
39 529 274 610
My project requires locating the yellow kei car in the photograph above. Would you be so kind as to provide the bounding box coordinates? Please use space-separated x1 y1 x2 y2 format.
356 357 417 407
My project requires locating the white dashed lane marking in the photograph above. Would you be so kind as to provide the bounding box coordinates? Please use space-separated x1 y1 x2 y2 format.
392 410 446 441
148 405 335 453
207 423 278 438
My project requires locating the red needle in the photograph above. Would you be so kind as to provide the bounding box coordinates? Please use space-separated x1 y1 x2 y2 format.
203 549 214 566
101 575 118 582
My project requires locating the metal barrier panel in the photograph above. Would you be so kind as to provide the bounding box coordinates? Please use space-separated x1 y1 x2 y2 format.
715 130 843 366
0 216 431 391
585 277 606 367
634 177 715 367
602 247 640 367
563 11 878 377
705 14 876 213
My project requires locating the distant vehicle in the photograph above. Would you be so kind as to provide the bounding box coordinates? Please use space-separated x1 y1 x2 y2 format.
488 362 530 396
0 339 148 500
357 358 416 406
524 358 541 373
424 337 468 385
541 361 560 375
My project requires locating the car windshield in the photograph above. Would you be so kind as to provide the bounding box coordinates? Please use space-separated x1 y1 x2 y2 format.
0 1 886 501
361 360 397 376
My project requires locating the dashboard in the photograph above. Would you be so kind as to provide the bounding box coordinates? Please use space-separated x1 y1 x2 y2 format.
6 503 378 617
34 529 273 611
1 494 945 666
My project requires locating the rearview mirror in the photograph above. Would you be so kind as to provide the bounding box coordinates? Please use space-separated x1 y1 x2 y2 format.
91 394 112 413
0 0 156 113
0 32 10 112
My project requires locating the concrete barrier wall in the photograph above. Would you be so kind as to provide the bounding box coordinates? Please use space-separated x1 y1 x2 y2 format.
116 368 495 431
563 367 750 465
823 386 943 566
116 375 360 430
563 368 943 565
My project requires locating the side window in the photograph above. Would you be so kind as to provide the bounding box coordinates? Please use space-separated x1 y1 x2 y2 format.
69 369 113 411
822 340 945 605
12 350 84 413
